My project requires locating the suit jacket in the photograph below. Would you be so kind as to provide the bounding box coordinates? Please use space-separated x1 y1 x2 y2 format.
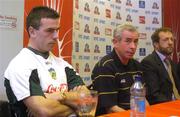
141 51 180 105
178 62 180 78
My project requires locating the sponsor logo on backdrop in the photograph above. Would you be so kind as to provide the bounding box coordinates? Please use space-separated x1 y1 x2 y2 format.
139 1 145 8
74 21 80 30
139 48 146 56
0 14 17 29
84 63 90 72
75 42 79 52
116 12 122 20
152 17 159 24
94 44 100 53
84 2 90 12
139 33 147 39
152 2 159 9
84 43 90 53
116 0 121 4
75 0 79 9
145 10 151 14
126 0 132 6
75 63 79 73
105 28 112 36
146 42 152 46
106 45 112 54
84 24 90 33
145 26 151 31
139 16 145 24
126 14 132 22
106 9 111 18
94 26 100 35
94 6 100 15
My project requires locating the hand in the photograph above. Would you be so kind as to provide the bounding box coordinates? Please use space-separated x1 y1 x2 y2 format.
63 86 89 109
45 92 65 101
70 85 88 92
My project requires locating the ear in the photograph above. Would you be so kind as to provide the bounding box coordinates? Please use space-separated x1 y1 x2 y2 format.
112 38 120 45
112 38 118 44
112 38 119 48
28 26 36 38
153 42 159 49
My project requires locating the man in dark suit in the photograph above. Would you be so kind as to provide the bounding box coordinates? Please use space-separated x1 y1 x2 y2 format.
178 61 180 75
141 27 180 105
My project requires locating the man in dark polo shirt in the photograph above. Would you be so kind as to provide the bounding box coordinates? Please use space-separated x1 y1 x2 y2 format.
91 24 146 115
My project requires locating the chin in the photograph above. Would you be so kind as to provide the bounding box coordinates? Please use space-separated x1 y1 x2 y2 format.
126 56 133 60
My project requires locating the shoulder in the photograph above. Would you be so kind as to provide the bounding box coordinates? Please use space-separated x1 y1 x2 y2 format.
92 54 115 74
141 52 157 64
6 48 32 68
4 48 37 79
53 55 73 69
96 54 114 68
92 54 116 78
140 52 162 71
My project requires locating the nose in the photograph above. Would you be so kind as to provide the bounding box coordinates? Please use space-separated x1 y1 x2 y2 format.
168 38 174 45
130 42 137 49
53 30 59 40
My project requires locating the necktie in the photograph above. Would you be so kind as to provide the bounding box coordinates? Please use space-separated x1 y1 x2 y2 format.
164 58 180 99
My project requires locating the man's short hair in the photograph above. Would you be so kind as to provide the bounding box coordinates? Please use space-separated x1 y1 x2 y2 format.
151 27 173 44
26 6 60 36
113 24 138 40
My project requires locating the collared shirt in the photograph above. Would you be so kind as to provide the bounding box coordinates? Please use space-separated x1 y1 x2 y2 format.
155 50 168 70
91 49 143 115
4 48 84 117
155 50 176 100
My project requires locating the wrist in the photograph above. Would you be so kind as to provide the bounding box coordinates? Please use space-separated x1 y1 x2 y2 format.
59 91 67 101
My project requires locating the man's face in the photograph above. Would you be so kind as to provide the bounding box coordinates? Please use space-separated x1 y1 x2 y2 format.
155 31 174 56
31 18 60 52
114 30 139 62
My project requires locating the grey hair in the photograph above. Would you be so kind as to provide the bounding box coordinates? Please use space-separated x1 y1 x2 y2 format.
113 24 138 40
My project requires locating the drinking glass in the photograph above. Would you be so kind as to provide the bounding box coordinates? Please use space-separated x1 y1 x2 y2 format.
77 90 98 117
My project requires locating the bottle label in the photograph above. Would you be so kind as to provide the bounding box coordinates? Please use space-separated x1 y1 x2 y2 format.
137 100 145 112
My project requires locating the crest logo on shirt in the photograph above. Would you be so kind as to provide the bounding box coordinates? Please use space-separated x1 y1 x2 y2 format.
48 68 57 80
120 79 126 83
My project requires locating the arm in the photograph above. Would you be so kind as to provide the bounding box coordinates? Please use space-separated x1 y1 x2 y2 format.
141 59 169 104
42 85 89 116
92 62 120 114
65 67 85 90
25 85 88 117
23 69 79 117
23 95 74 117
145 99 150 106
107 105 125 113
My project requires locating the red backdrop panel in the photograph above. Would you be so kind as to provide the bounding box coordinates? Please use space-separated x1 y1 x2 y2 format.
163 0 180 62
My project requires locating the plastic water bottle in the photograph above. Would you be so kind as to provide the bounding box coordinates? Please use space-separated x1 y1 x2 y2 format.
130 75 146 117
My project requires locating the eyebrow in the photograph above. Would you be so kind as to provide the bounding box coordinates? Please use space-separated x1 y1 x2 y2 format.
46 27 60 31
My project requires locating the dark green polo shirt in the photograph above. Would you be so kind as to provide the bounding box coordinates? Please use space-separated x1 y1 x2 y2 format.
91 49 143 115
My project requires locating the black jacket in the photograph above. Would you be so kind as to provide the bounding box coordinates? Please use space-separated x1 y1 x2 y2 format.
141 51 180 105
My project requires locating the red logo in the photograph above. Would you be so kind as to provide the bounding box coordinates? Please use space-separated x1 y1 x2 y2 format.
106 9 111 18
139 16 145 24
47 83 68 93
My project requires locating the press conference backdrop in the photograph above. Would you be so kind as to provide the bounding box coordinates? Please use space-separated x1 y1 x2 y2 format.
72 0 162 85
23 0 162 86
